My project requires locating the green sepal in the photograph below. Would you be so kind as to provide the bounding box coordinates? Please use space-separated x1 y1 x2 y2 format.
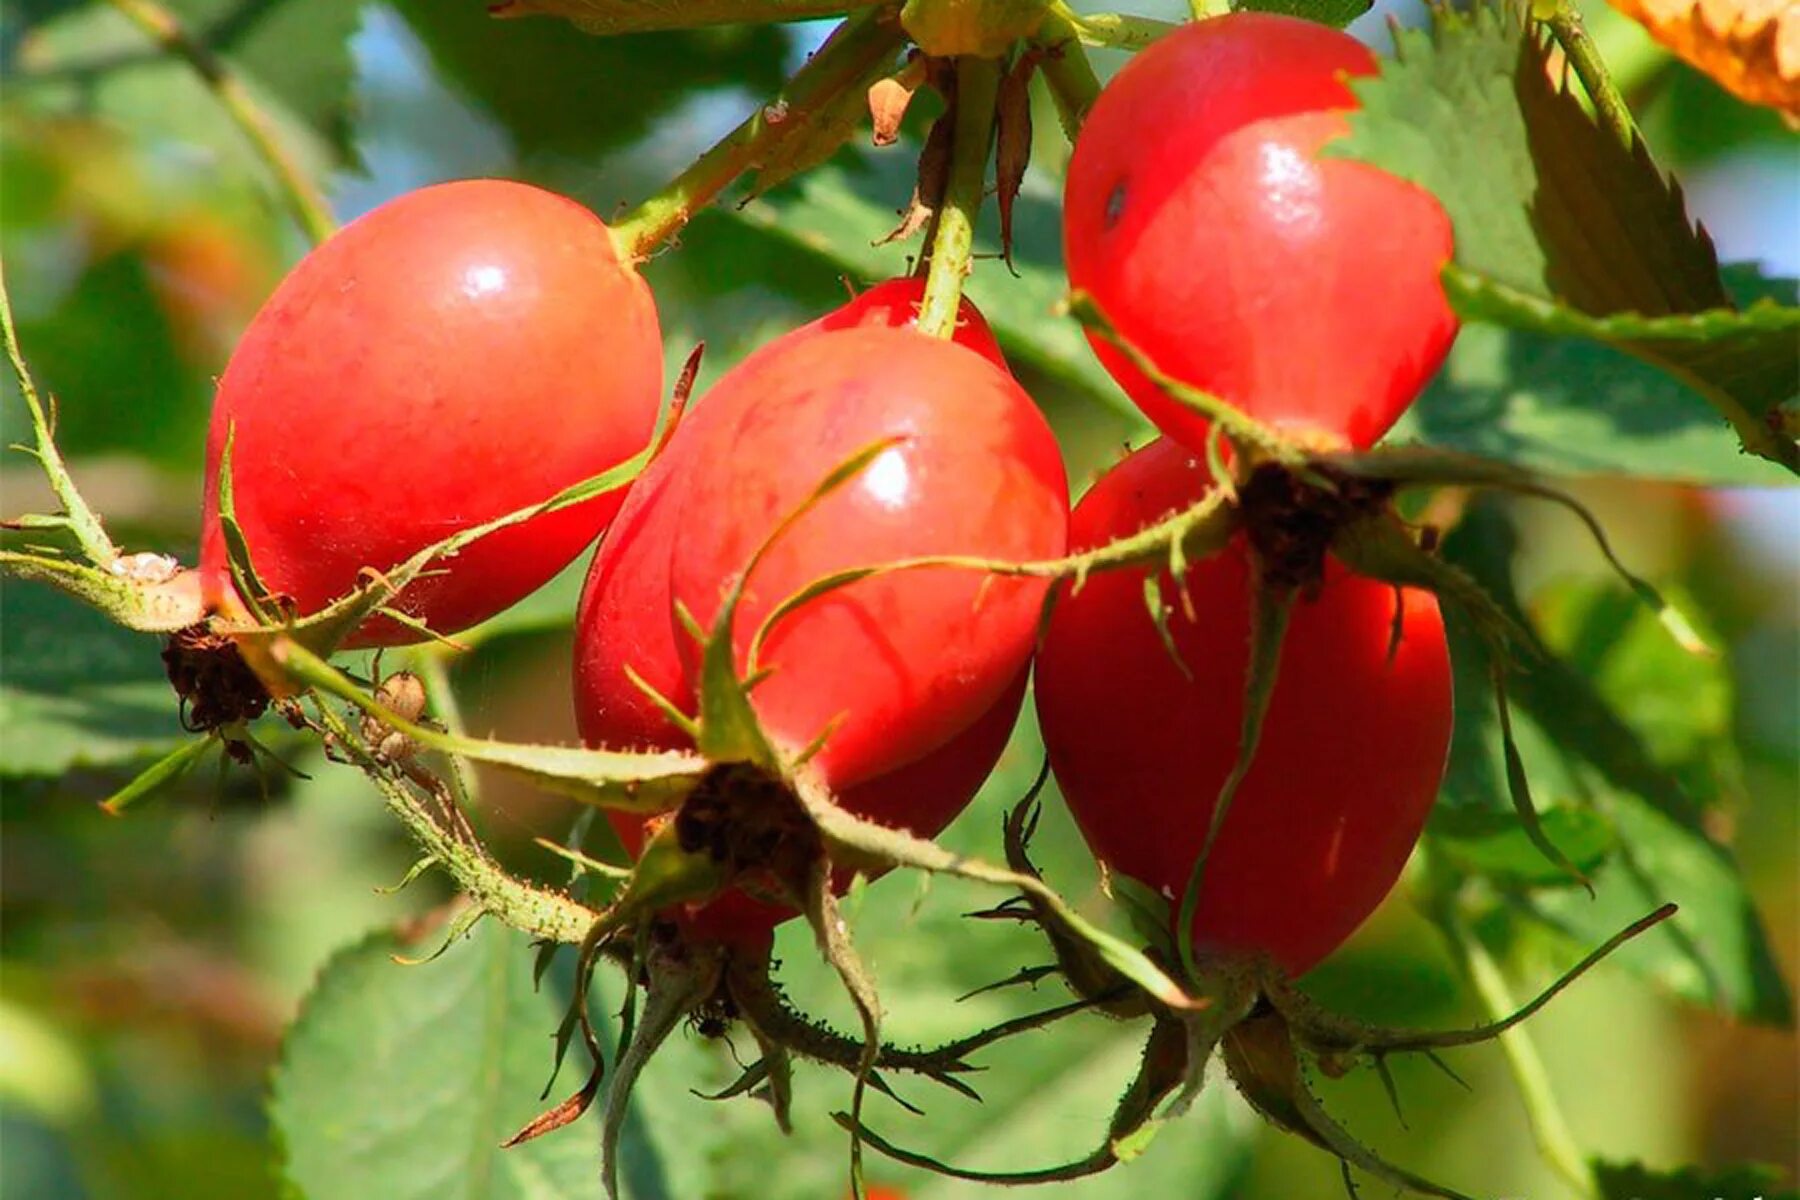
275 638 708 813
98 734 216 814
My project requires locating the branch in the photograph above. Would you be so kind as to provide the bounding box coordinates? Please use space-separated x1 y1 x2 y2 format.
104 0 336 245
917 56 1002 340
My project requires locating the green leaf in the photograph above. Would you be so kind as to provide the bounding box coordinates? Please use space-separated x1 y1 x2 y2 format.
13 0 365 169
1430 805 1615 887
1434 499 1791 1024
391 3 790 161
271 919 720 1200
1231 0 1370 30
1594 1159 1794 1200
1329 4 1797 471
1395 320 1797 486
0 579 187 776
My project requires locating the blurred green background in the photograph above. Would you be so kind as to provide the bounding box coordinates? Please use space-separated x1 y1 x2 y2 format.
2 1 1795 1197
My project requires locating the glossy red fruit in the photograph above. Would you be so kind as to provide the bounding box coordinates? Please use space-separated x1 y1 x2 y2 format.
199 179 662 646
1063 13 1458 451
668 326 1068 790
574 294 1045 947
1034 440 1452 976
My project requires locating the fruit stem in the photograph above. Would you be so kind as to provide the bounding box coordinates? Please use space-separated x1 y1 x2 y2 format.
412 645 482 811
103 0 337 246
1540 0 1638 151
917 56 1002 340
609 12 903 264
0 259 120 568
1035 7 1105 140
1435 897 1598 1198
315 701 598 946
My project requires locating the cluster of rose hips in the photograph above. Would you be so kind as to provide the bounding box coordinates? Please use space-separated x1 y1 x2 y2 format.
172 14 1605 1197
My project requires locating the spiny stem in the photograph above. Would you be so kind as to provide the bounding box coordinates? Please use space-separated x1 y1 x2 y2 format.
104 0 336 245
412 645 481 811
608 12 901 263
315 704 597 946
0 259 118 566
1035 7 1104 140
1436 902 1597 1198
917 56 1002 340
1541 0 1637 150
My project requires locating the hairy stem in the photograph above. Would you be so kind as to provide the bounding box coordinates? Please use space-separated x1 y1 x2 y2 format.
1541 0 1637 151
917 56 1002 339
608 12 902 262
316 704 597 945
1 260 119 566
1035 7 1104 140
105 0 336 245
1061 8 1181 51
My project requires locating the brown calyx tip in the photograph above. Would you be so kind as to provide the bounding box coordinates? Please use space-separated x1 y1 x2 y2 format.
1237 462 1394 593
675 762 822 898
162 623 272 732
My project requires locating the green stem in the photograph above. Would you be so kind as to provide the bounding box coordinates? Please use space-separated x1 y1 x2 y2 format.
1438 905 1596 1198
1061 9 1181 51
1186 0 1228 19
1541 0 1637 150
413 645 481 811
917 56 1001 340
494 0 875 35
608 12 902 263
105 0 336 245
1035 7 1104 140
316 703 596 945
0 259 119 567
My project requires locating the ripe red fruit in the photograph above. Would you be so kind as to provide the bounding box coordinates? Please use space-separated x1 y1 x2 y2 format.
1063 13 1458 451
668 326 1068 790
199 179 663 646
1033 440 1452 976
574 294 1056 947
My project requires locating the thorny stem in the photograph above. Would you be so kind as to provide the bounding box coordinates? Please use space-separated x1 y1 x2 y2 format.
315 704 597 946
608 12 902 263
1437 902 1596 1198
1 259 119 566
1540 0 1637 151
104 0 336 245
412 645 481 811
917 56 1002 340
1034 7 1104 140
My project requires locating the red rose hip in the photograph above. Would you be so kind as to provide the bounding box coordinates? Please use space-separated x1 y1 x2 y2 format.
199 178 663 645
1034 439 1453 975
1064 13 1458 451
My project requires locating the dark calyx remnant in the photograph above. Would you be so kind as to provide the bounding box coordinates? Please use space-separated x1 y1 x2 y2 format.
162 624 271 732
1238 462 1395 594
675 762 822 895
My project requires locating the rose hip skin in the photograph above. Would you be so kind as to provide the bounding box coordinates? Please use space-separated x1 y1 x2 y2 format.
574 291 1043 946
1034 440 1453 976
668 325 1068 790
1064 13 1458 451
199 178 662 645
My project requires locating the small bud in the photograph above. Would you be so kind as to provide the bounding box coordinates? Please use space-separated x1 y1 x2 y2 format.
868 77 916 147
